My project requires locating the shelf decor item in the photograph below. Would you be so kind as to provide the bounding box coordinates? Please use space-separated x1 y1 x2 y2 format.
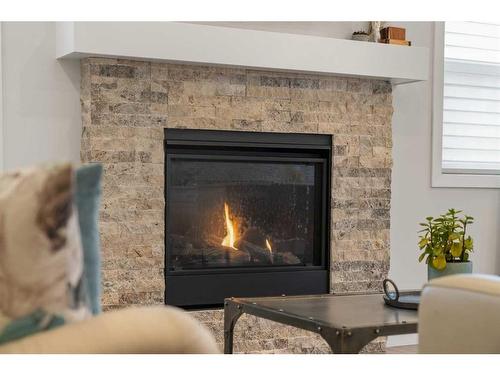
382 279 421 310
417 209 474 280
381 26 406 40
369 21 383 42
351 30 370 42
380 26 412 46
380 39 412 46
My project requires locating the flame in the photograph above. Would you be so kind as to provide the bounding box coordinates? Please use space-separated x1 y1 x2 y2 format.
265 239 272 254
221 202 238 249
266 238 274 264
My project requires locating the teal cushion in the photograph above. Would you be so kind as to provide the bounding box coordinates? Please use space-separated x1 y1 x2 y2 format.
75 164 103 315
0 310 65 345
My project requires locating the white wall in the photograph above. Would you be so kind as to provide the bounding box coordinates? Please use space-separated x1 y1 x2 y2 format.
1 21 499 346
389 22 500 346
1 22 81 171
190 21 369 40
390 22 500 284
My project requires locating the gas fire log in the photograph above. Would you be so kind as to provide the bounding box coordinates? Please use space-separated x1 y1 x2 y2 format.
170 234 251 266
202 245 251 266
233 241 302 265
235 239 273 264
234 227 273 264
206 234 225 248
204 235 252 265
273 251 301 265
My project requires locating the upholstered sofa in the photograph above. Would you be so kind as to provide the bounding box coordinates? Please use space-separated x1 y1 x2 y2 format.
419 273 500 354
0 306 219 354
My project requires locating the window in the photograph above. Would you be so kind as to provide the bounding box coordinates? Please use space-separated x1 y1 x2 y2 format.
432 22 500 188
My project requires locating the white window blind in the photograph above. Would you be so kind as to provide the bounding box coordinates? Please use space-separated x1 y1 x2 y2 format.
442 22 500 174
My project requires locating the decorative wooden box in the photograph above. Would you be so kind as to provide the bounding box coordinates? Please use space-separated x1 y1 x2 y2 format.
380 27 406 41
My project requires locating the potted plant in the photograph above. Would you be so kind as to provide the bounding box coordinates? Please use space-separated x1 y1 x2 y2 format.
417 208 474 280
351 30 371 42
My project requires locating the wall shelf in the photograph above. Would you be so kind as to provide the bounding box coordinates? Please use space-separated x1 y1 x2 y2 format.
56 22 429 85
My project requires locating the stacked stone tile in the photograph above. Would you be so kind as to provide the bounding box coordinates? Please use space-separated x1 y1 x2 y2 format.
81 58 393 353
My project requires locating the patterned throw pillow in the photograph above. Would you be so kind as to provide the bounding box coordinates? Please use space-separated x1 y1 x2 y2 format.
0 163 91 344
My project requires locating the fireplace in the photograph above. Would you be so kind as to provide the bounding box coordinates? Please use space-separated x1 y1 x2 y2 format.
164 129 331 307
82 57 393 352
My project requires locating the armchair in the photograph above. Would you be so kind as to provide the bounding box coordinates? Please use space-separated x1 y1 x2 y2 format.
418 274 500 354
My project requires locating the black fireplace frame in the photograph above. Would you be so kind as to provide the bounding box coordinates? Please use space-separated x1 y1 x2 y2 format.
164 129 332 308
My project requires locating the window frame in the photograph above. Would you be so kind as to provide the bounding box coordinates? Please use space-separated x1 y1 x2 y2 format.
432 22 500 188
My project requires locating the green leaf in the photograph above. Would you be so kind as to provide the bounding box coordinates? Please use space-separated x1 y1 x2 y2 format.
432 255 447 270
418 252 426 262
433 246 443 256
464 237 473 250
450 242 463 257
463 252 469 261
418 237 428 249
449 233 460 241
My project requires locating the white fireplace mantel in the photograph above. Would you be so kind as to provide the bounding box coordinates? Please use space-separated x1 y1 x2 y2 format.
56 22 429 85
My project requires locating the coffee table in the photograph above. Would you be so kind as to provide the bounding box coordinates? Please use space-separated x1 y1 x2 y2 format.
224 293 418 354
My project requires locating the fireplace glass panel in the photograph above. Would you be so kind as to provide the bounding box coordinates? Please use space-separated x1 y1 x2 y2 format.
167 158 322 270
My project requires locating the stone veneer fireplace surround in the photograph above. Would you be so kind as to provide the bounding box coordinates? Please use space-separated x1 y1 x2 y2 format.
80 57 393 353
